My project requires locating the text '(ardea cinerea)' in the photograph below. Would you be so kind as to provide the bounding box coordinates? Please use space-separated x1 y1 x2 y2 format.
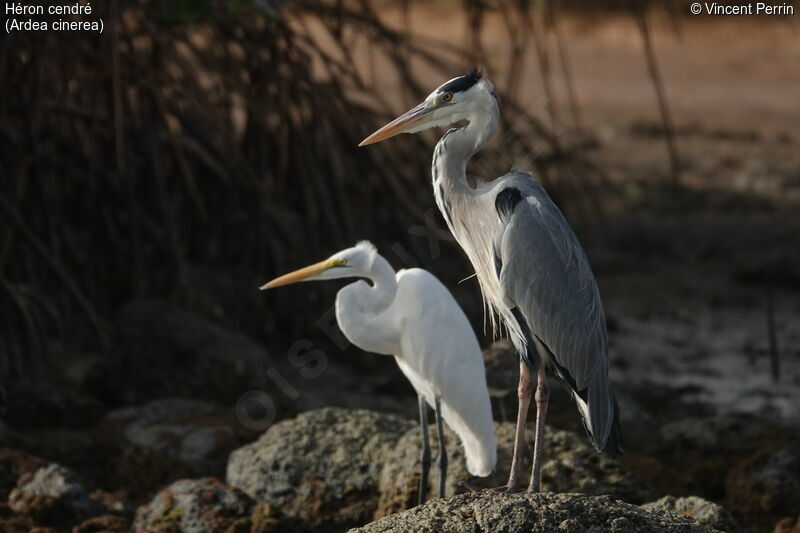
261 241 496 503
360 70 623 494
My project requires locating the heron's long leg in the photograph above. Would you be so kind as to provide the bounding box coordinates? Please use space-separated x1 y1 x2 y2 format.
418 394 431 506
528 365 549 493
505 362 532 492
434 397 447 498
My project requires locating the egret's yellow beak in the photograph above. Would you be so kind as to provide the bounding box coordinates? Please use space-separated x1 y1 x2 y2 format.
359 103 432 146
260 259 344 290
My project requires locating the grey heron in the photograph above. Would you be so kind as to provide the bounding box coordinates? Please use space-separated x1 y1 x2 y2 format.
360 70 622 493
262 241 496 504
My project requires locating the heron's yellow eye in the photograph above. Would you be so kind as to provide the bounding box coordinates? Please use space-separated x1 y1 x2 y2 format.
329 258 347 268
442 92 453 102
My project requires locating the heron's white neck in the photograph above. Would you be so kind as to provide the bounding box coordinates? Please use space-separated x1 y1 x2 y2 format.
432 91 500 198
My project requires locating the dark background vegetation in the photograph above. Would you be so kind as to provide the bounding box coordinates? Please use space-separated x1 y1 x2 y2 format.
1 1 798 532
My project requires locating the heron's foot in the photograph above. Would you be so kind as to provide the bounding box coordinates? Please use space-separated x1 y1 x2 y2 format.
488 484 526 494
526 484 541 494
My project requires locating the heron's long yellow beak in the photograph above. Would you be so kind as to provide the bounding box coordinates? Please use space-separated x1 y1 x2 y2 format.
260 259 337 290
359 103 431 146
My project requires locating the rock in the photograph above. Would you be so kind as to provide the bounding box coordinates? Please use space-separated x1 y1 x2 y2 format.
73 514 130 533
643 496 740 533
540 428 653 503
0 448 48 500
8 463 104 526
352 491 719 533
653 414 779 499
0 509 36 533
726 444 800 518
100 398 244 498
104 398 242 475
89 489 133 515
773 515 800 533
132 477 253 533
237 501 311 533
375 422 652 517
226 407 414 531
620 454 685 502
114 299 269 404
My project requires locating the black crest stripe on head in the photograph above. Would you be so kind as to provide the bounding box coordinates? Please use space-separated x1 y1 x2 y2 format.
440 68 482 94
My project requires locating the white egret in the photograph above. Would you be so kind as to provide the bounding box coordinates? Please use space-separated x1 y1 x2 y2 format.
360 70 623 494
261 241 496 503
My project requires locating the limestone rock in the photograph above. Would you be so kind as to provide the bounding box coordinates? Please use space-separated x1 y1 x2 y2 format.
132 477 253 533
8 463 104 526
226 407 414 531
773 515 800 533
73 514 130 533
643 495 740 533
103 397 242 478
726 444 800 517
353 491 720 533
375 422 652 518
0 447 47 500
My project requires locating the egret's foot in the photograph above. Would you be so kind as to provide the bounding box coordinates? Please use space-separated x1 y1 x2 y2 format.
526 485 541 494
455 480 477 493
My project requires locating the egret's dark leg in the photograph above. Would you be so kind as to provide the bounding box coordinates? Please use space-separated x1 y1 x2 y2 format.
434 397 447 498
505 362 532 492
527 365 550 493
418 394 431 506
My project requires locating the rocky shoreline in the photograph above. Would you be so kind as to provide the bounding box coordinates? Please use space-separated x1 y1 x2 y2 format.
4 404 795 532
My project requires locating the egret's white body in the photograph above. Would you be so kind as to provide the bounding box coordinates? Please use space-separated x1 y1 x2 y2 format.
263 241 496 491
336 261 496 477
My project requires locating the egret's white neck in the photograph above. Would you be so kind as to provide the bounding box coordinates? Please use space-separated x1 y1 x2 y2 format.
333 252 399 357
343 253 397 315
364 253 397 313
432 91 500 197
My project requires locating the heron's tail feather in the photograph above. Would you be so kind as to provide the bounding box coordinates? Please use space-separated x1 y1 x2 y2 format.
574 369 624 456
602 396 624 457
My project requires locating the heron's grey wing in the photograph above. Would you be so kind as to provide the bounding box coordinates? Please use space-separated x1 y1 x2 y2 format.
494 176 619 451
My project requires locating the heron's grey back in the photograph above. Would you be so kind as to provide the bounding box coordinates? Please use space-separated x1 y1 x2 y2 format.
496 175 620 453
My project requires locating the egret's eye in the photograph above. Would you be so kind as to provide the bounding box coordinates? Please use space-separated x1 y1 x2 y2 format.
329 258 347 268
442 92 453 102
